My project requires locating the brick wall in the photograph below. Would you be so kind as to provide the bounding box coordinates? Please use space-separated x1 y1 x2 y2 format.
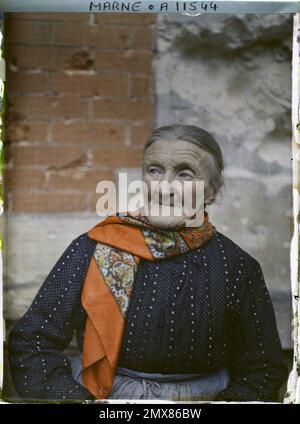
3 13 156 213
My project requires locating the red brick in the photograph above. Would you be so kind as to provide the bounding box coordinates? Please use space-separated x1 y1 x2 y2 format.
91 146 143 168
4 12 155 214
52 121 125 145
94 13 156 26
9 95 89 119
51 72 128 97
7 45 86 71
94 50 152 74
11 191 87 212
10 13 90 22
53 23 130 49
7 19 52 44
131 75 153 99
131 28 156 50
11 145 87 168
93 98 153 121
4 168 46 191
48 168 115 192
130 124 154 148
64 50 94 71
4 119 49 143
7 70 49 94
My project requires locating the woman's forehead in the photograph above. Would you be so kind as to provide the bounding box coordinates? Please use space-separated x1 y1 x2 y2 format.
144 139 210 164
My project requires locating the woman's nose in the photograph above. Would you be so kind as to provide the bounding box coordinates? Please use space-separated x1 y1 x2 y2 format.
157 180 175 206
157 180 175 195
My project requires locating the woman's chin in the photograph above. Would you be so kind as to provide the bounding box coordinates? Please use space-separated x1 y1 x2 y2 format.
145 213 186 230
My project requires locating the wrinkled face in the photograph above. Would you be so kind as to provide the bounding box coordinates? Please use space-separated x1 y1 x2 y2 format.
142 139 215 229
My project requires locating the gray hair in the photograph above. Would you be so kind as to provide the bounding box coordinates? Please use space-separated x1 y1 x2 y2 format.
143 124 224 205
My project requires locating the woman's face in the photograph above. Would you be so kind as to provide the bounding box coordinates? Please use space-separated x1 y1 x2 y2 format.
142 139 215 229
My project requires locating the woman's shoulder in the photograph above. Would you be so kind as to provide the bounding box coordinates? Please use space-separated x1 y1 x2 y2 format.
212 230 261 270
56 232 98 266
71 232 97 251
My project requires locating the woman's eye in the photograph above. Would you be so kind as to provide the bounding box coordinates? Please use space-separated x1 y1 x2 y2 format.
178 172 193 180
148 167 161 175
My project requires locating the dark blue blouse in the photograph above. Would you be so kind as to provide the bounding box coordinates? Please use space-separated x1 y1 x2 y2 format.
7 230 288 402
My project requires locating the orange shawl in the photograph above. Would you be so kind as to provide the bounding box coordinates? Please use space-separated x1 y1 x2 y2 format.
81 210 216 399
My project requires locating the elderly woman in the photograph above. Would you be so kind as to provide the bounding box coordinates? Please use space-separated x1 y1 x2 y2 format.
8 124 288 402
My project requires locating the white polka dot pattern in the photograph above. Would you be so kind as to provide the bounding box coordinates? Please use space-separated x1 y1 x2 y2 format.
8 233 97 401
7 230 288 402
